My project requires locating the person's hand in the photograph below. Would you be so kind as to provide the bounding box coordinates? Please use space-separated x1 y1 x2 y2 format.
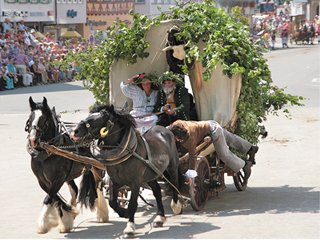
166 109 175 115
162 104 170 111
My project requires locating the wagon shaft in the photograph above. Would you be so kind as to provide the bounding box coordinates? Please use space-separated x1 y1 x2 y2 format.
40 142 107 170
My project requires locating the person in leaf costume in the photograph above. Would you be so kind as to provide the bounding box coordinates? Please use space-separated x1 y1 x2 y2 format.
153 71 192 126
120 73 159 133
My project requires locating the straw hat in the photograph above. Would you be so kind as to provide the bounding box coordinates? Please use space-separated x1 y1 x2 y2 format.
132 73 157 85
30 29 36 33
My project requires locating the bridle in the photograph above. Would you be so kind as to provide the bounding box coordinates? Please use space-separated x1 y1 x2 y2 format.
25 109 59 143
80 114 116 141
25 114 50 139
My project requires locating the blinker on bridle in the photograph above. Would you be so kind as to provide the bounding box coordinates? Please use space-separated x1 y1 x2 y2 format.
81 118 115 139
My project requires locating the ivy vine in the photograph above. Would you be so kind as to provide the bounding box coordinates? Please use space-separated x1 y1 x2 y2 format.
62 0 305 145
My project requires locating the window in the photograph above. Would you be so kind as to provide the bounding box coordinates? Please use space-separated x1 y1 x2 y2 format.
151 0 157 3
158 0 164 3
56 0 61 3
67 0 71 3
73 0 77 3
166 0 170 4
135 0 145 3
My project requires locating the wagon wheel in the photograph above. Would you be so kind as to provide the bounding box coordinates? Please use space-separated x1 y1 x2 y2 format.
190 157 210 211
233 167 247 191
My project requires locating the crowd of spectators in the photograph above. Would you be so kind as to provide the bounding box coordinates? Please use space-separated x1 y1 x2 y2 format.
249 7 320 49
0 18 88 91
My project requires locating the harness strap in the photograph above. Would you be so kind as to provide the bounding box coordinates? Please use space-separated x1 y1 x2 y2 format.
137 136 162 178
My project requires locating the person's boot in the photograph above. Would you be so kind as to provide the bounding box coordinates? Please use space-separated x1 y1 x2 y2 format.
247 145 259 164
282 44 284 48
243 161 252 184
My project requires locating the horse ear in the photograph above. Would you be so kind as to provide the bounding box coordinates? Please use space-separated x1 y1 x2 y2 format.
110 104 114 112
43 97 48 107
29 96 36 110
42 97 52 115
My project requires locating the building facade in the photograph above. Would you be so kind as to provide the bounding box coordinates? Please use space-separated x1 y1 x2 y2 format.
83 0 134 42
0 0 134 41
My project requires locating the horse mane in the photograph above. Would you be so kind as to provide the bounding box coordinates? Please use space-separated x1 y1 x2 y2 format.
90 104 136 129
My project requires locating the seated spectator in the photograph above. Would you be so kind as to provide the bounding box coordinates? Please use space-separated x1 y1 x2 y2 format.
4 29 11 40
0 34 6 46
13 60 24 88
6 59 15 90
43 32 52 43
38 57 47 84
32 59 42 85
25 63 34 86
0 63 7 90
1 46 9 62
47 55 59 83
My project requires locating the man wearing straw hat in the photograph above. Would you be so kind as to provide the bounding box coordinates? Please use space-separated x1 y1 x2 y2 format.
120 73 159 133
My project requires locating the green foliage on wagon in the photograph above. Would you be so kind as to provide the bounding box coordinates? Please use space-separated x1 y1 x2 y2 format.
61 0 305 145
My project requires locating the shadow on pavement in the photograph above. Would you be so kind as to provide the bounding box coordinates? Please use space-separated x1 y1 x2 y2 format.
202 184 319 216
63 184 318 238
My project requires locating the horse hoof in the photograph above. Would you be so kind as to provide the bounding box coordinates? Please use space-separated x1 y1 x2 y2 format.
153 221 164 228
123 233 134 239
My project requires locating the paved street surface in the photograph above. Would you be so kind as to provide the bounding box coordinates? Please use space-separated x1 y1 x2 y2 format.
0 44 319 239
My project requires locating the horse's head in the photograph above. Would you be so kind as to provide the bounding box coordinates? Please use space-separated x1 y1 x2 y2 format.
71 104 135 144
71 106 116 142
26 96 55 148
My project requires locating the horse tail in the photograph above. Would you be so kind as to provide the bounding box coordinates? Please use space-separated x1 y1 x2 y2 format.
78 170 98 211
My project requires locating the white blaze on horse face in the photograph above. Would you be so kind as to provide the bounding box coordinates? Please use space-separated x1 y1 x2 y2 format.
30 109 42 148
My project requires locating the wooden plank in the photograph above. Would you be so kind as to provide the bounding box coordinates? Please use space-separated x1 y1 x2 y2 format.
40 142 107 170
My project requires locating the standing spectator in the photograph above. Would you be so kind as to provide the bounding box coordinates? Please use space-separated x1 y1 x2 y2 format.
3 18 12 34
14 50 29 86
281 28 289 48
10 42 20 58
19 20 25 30
271 31 276 50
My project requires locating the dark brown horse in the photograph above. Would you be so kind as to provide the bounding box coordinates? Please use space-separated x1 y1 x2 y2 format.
26 97 109 234
71 104 185 238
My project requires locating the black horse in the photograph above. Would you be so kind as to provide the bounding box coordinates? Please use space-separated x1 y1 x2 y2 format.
71 104 185 238
26 97 109 234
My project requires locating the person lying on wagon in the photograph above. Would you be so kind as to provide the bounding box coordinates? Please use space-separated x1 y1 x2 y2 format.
168 120 259 185
120 73 159 133
153 71 195 126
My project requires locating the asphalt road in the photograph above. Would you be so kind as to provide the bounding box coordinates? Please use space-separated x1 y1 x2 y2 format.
0 43 319 239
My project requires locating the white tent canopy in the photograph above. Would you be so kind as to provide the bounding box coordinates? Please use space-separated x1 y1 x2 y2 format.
110 19 241 128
